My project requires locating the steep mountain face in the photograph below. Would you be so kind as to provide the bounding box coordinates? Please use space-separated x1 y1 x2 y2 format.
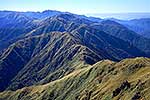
0 10 70 51
24 14 149 58
0 12 38 51
26 14 146 59
0 11 100 51
0 36 41 91
1 25 145 91
6 32 101 91
0 57 150 100
0 10 150 100
0 13 146 91
90 20 150 55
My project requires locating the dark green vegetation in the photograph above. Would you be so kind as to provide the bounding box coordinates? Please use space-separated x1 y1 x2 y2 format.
0 10 150 100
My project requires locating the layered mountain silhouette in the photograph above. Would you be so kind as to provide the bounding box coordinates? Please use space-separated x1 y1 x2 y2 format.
90 20 150 55
111 18 150 38
0 10 150 100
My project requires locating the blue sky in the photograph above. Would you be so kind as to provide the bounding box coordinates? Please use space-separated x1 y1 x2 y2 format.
0 0 150 14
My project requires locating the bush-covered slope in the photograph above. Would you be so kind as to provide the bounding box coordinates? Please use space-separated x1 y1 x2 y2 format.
0 57 150 100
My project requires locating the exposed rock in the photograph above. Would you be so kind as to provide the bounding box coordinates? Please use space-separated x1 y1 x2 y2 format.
113 80 130 97
132 92 141 100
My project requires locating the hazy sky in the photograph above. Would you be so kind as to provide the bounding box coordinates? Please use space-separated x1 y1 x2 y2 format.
0 0 150 14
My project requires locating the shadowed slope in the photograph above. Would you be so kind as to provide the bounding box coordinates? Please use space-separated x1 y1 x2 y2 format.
90 20 150 55
114 18 150 38
0 20 147 91
0 12 149 93
0 12 37 50
0 31 103 91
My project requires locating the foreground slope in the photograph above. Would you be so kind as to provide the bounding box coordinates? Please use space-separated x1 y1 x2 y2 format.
0 57 150 100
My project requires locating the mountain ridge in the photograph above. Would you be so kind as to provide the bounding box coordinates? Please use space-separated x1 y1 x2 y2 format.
0 57 150 100
0 10 150 100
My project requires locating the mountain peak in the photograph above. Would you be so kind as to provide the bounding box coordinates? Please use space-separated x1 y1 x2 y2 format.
4 12 33 21
101 19 125 27
55 13 76 20
42 10 61 13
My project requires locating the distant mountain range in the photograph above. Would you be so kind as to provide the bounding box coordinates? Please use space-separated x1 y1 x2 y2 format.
0 10 150 100
110 18 150 38
87 13 150 20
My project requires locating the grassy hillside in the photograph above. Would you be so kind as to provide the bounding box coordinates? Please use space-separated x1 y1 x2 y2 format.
0 57 150 100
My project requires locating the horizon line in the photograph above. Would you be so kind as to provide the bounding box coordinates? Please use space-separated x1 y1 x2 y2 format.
0 9 150 14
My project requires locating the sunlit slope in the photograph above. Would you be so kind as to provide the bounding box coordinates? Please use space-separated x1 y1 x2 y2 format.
0 57 150 100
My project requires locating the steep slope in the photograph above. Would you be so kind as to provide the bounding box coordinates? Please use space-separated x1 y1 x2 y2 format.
25 14 147 60
0 13 148 91
0 57 150 100
25 13 94 37
0 31 102 91
0 36 43 91
0 12 99 51
70 25 146 60
0 12 37 51
90 20 150 55
0 26 146 91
